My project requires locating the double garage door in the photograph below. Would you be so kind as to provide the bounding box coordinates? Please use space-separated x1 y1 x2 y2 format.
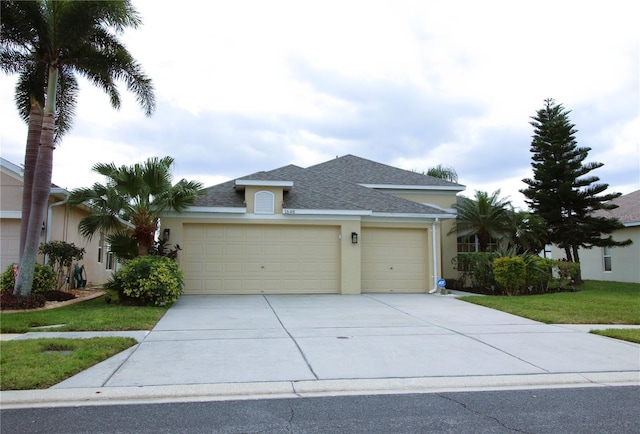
182 224 428 294
182 224 340 294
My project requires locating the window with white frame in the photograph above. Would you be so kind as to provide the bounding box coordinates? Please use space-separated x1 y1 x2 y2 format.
254 190 275 214
457 235 499 253
603 246 612 272
105 242 114 270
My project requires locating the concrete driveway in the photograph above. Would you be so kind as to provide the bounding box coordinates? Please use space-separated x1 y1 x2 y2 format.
3 293 639 406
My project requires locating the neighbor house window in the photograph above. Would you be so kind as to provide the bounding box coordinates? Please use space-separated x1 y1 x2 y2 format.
105 242 114 270
254 190 275 214
603 246 612 272
457 235 499 253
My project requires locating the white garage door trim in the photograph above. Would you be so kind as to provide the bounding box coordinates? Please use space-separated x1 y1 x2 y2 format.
182 224 340 294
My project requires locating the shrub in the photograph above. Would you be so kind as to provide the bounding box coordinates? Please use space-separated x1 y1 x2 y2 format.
1 263 56 294
106 256 183 306
493 256 527 295
555 260 580 288
38 241 85 290
453 253 496 291
525 256 555 293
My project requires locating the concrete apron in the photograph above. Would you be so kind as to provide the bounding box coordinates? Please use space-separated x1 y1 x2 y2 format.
2 294 639 408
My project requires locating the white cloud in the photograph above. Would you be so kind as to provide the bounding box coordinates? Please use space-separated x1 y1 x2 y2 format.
1 0 638 203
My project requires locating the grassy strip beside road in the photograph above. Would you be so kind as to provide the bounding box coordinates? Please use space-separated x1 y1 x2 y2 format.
0 291 167 333
0 337 137 390
460 280 640 325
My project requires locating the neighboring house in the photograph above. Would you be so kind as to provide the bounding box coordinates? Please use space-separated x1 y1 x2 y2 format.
0 157 115 287
160 155 465 295
550 189 639 283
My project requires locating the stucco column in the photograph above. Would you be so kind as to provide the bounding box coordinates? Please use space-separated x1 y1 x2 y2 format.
340 220 361 294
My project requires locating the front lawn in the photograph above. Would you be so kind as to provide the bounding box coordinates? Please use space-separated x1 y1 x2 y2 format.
0 337 137 390
460 280 640 324
590 329 640 344
0 290 167 333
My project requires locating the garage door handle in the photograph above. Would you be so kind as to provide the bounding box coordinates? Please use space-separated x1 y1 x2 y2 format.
261 265 265 268
390 266 393 270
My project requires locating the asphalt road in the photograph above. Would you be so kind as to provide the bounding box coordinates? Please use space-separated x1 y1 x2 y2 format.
2 386 638 433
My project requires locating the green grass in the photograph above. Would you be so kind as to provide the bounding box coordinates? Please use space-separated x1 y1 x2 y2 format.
0 291 168 333
0 337 137 390
590 329 640 344
460 280 640 325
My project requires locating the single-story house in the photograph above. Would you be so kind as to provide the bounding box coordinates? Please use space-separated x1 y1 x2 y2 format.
551 189 640 283
0 157 115 287
160 155 465 295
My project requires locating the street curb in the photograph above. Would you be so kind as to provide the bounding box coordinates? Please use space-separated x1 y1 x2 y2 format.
1 371 638 409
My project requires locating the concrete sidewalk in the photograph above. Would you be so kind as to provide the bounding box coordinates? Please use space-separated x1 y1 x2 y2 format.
1 294 639 408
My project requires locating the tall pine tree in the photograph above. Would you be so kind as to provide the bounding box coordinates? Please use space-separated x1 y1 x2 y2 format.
521 99 631 281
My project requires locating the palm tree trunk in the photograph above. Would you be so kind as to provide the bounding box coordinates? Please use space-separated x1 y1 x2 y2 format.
19 99 44 260
14 67 58 296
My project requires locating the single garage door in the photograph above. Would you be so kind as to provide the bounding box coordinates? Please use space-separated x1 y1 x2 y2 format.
0 220 20 271
361 227 428 293
182 224 340 294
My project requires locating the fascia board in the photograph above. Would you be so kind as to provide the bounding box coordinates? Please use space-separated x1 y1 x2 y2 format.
0 211 21 219
370 212 457 219
235 180 293 190
282 209 372 216
359 183 466 192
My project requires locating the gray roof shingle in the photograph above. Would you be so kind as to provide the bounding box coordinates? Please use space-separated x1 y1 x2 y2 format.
308 154 464 188
594 189 640 224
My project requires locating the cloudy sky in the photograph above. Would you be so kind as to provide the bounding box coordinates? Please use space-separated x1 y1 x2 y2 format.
1 0 638 209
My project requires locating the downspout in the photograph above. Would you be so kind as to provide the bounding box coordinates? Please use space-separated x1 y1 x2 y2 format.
44 190 70 264
430 218 439 293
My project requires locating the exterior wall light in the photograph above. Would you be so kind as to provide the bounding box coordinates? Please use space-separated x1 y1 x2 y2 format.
351 232 358 244
163 228 170 242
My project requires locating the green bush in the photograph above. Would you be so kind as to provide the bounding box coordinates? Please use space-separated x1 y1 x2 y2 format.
453 253 496 291
525 256 555 292
555 260 580 287
493 256 527 295
106 256 183 306
1 263 56 294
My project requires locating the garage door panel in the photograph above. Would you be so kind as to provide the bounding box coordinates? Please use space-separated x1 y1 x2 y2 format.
362 228 427 293
183 224 339 294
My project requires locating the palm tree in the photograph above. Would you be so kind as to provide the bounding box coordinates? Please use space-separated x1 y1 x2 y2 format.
69 157 204 258
1 0 155 296
425 164 459 183
448 190 512 252
508 211 549 255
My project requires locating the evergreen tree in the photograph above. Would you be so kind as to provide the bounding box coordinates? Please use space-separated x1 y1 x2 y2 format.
521 99 631 279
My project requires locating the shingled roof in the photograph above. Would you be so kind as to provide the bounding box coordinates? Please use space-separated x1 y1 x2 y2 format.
309 154 464 189
594 189 640 226
195 156 457 216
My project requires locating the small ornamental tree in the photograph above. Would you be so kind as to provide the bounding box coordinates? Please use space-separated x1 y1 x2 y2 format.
38 241 85 290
